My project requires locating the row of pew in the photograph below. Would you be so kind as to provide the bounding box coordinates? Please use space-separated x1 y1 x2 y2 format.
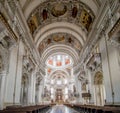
64 104 120 113
0 104 52 113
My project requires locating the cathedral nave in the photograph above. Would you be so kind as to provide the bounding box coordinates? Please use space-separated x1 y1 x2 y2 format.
0 0 120 113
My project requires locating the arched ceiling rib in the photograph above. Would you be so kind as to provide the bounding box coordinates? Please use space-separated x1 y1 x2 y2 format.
27 0 95 37
50 70 69 79
35 22 86 47
40 44 79 66
21 0 98 67
38 33 82 58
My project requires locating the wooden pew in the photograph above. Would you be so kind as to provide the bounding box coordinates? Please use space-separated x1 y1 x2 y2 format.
103 106 120 113
64 103 120 113
0 105 50 113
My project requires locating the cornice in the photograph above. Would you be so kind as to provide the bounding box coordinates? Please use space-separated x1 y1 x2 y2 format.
4 0 41 65
108 18 120 38
0 12 18 42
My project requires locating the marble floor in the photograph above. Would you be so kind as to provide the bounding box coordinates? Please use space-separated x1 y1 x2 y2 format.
47 105 79 113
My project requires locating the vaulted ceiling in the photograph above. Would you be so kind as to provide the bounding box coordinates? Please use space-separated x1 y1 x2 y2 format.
19 0 101 66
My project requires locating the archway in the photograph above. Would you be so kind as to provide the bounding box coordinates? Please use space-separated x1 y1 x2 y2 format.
94 71 106 106
45 70 69 104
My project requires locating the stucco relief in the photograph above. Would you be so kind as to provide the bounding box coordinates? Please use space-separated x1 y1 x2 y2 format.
80 10 92 31
27 0 94 36
51 3 67 17
0 43 9 73
53 35 65 42
38 33 82 56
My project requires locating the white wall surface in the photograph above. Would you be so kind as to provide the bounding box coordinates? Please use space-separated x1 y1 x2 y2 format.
100 36 120 105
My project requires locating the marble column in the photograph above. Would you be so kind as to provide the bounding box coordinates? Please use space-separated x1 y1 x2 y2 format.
37 83 43 104
87 69 94 105
4 46 18 107
4 38 25 106
100 35 120 105
106 43 120 105
28 74 32 105
0 72 6 109
14 40 24 105
28 71 36 105
75 76 81 103
99 36 113 105
77 81 82 103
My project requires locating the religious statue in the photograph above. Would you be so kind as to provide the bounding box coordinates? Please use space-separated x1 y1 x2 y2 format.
72 6 78 18
42 9 48 20
28 19 37 34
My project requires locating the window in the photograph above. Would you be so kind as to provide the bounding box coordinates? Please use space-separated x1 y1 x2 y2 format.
46 54 73 69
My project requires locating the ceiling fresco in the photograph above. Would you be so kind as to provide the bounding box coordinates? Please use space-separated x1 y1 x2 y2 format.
27 0 95 37
51 3 67 17
38 33 82 56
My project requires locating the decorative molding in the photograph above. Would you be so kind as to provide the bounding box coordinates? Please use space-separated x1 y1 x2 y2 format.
27 0 95 36
38 33 82 56
108 18 120 44
0 12 18 42
86 53 101 71
0 44 9 74
80 0 120 66
3 0 40 66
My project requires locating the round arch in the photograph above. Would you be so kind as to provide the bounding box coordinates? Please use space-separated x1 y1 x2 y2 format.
40 44 79 67
49 69 70 79
35 22 87 47
23 0 97 19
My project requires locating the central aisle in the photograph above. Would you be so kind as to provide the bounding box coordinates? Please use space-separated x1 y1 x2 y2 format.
48 105 79 113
